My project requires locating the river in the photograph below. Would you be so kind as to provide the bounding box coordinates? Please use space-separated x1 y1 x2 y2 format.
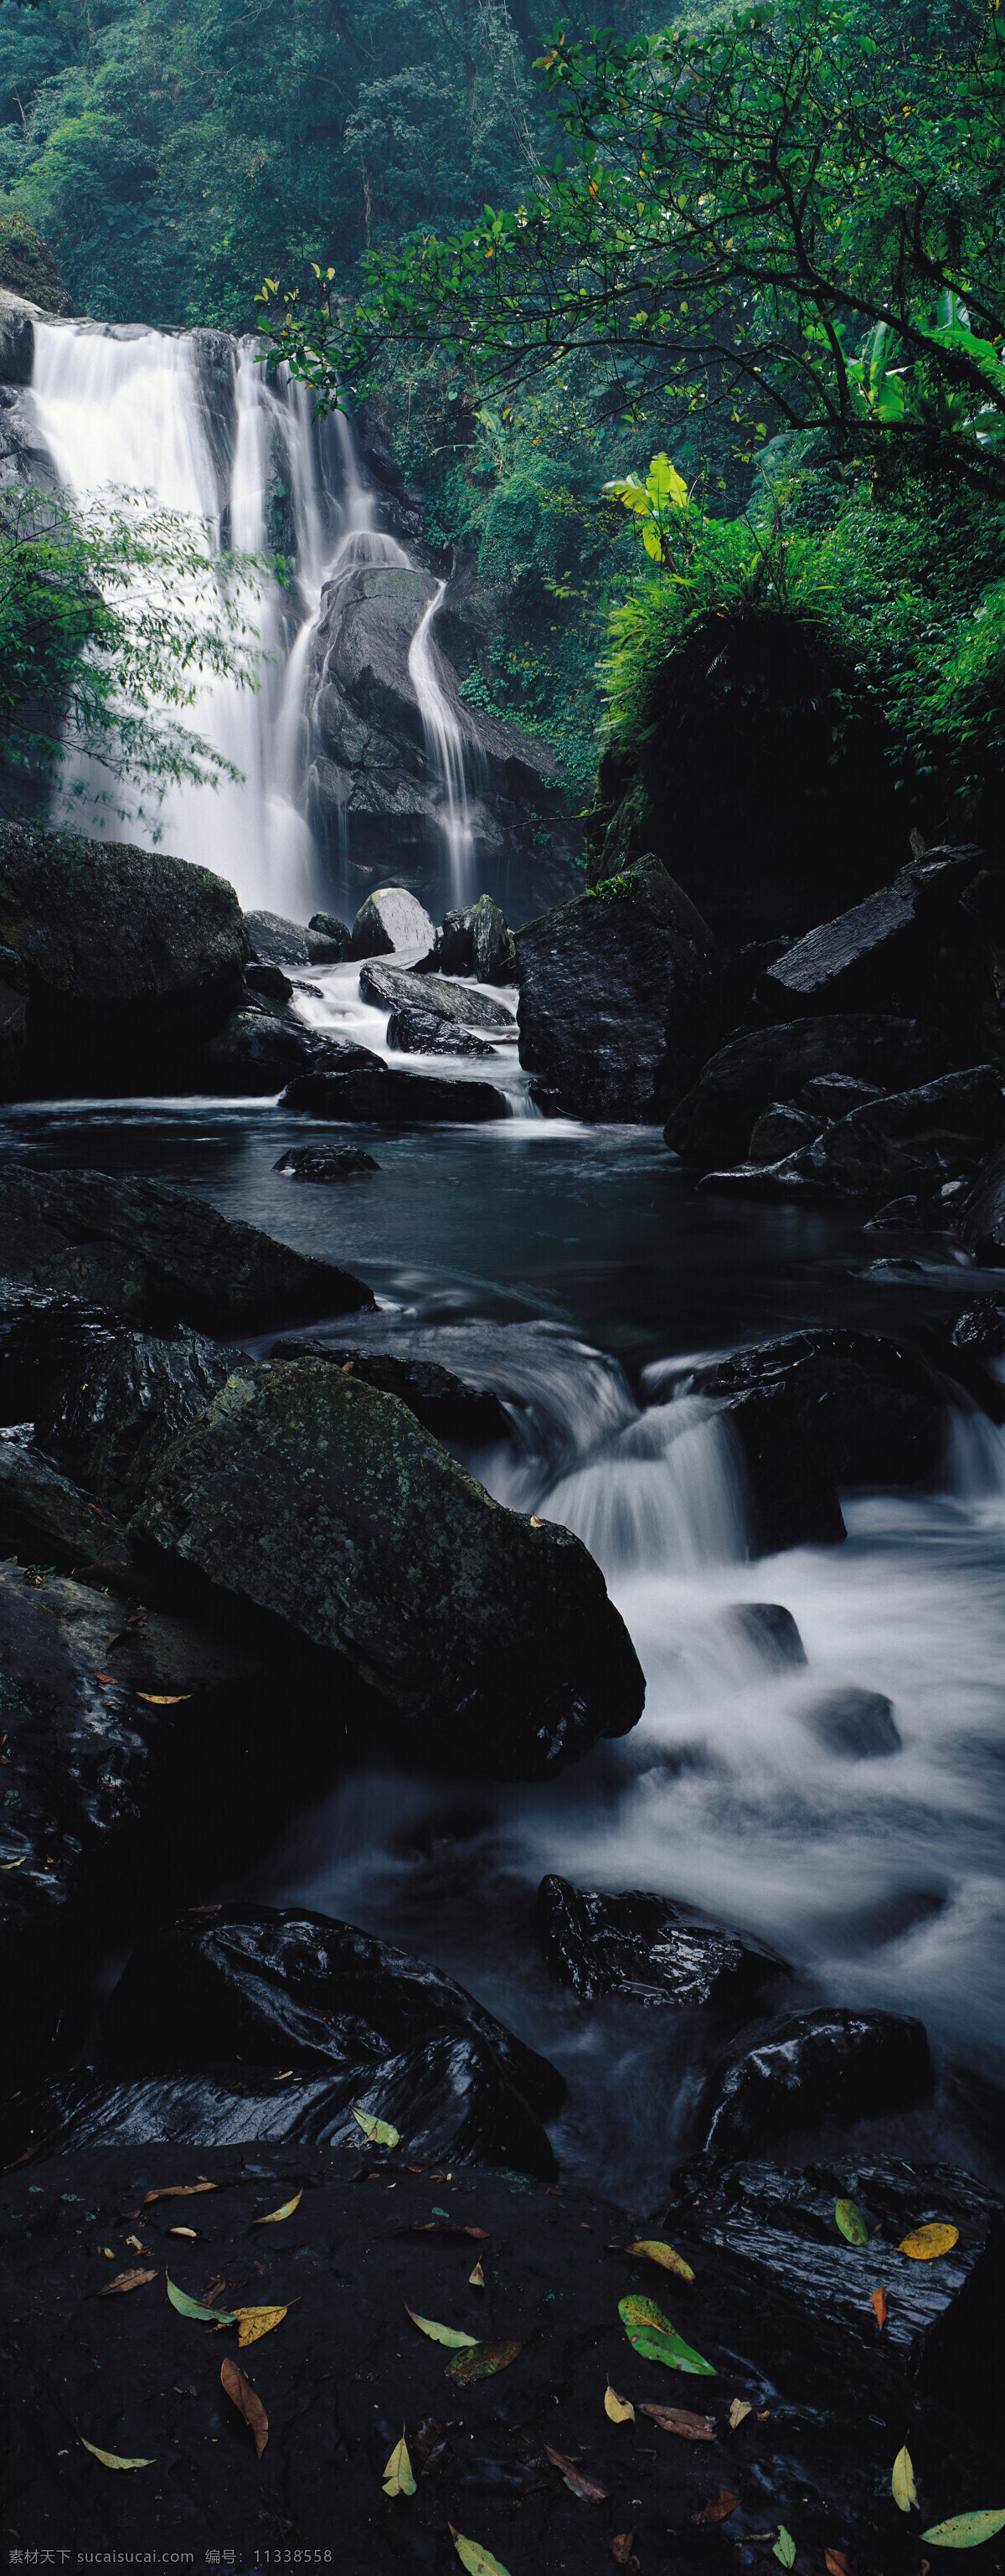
5 959 1005 2205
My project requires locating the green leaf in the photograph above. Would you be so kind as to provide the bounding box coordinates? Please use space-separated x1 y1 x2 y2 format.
920 2512 1005 2548
893 2445 919 2512
405 2305 478 2348
80 2437 155 2470
166 2276 236 2325
619 2293 715 2376
353 2107 400 2148
253 2189 302 2224
446 2338 522 2387
773 2529 796 2567
835 2197 868 2245
383 2431 416 2498
449 2532 512 2576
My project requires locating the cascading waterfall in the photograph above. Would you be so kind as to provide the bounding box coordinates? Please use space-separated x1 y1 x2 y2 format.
29 319 478 915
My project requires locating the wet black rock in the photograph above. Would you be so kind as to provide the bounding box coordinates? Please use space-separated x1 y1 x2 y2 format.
192 1002 360 1095
280 1064 510 1122
517 854 722 1123
0 1165 374 1330
4 2141 1004 2564
0 821 248 1093
803 1686 902 1759
703 2006 933 2154
665 1013 935 1167
131 1358 645 1779
795 1066 1005 1195
537 1874 788 2010
3 2032 556 2177
386 1005 497 1057
350 884 436 959
0 1282 118 1426
307 910 352 961
438 893 516 984
800 1071 887 1121
268 1337 510 1448
272 1145 380 1181
244 960 294 1004
958 1138 1005 1262
0 1428 117 1565
952 1295 1005 1355
359 957 514 1030
724 1601 807 1668
684 1329 947 1553
34 1326 244 1517
756 848 987 1021
95 1903 564 2124
748 1101 820 1162
243 909 343 971
0 940 27 1091
665 2155 1005 2441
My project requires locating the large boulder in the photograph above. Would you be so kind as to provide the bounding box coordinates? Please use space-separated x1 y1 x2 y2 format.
130 1358 646 1777
438 893 516 983
358 958 515 1030
349 884 436 958
665 1014 940 1167
702 2007 933 2155
702 1068 1005 1204
34 1327 244 1517
192 1004 371 1095
958 1139 1005 1261
242 909 343 971
268 1337 511 1449
537 1876 790 2012
386 1006 497 1057
280 1065 510 1122
678 1329 948 1553
0 822 248 1093
95 1903 564 2122
515 857 723 1122
0 1429 120 1566
756 848 986 1023
0 1167 374 1330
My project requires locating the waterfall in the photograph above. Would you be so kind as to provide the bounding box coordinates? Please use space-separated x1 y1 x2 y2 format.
28 321 478 916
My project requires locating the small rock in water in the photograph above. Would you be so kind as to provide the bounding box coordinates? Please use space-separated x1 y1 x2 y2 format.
350 885 436 960
864 1192 924 1231
245 961 294 1004
747 1101 820 1162
244 908 313 968
386 1005 496 1058
536 1873 789 2009
273 1146 380 1182
723 1602 807 1669
307 910 352 962
438 894 516 984
803 1685 902 1759
952 1294 1005 1355
703 2005 933 2154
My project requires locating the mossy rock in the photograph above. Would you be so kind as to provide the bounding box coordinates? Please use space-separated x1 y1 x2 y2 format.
0 213 65 313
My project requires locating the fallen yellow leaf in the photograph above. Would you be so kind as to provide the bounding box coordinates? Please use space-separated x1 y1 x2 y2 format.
626 2238 695 2281
899 2223 959 2261
605 2382 635 2424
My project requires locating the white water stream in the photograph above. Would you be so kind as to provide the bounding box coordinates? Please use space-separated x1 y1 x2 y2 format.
29 322 477 914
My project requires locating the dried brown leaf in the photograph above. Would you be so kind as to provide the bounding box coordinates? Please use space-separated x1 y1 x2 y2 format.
98 2268 157 2296
220 2357 268 2458
825 2553 853 2575
871 2285 888 2331
544 2444 610 2502
611 2539 635 2567
691 2488 740 2524
638 2400 715 2440
142 2182 216 2205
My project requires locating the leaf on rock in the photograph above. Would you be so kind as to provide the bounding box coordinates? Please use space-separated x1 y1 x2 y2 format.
626 2238 695 2280
80 2437 155 2470
405 2306 478 2348
446 2339 522 2388
167 2276 236 2325
899 2224 960 2262
729 2400 752 2430
383 2431 416 2499
920 2512 1005 2548
254 2190 303 2224
144 2183 216 2204
353 2107 400 2149
835 2198 868 2246
611 2543 635 2569
544 2444 611 2501
220 2357 268 2458
99 2269 157 2295
135 1692 192 1704
893 2445 919 2512
619 2292 715 2376
871 2286 889 2330
774 2529 796 2568
639 2399 715 2439
234 2305 288 2347
469 2260 485 2289
691 2489 740 2523
605 2382 636 2424
448 2527 512 2575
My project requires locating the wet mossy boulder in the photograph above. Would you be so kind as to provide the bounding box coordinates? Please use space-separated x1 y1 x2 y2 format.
516 855 723 1122
131 1358 646 1777
34 1326 245 1517
0 219 64 313
0 822 250 1092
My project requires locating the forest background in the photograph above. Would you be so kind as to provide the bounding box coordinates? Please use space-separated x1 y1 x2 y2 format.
0 0 1002 881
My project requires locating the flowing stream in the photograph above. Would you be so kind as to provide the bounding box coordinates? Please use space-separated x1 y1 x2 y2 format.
28 321 476 912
